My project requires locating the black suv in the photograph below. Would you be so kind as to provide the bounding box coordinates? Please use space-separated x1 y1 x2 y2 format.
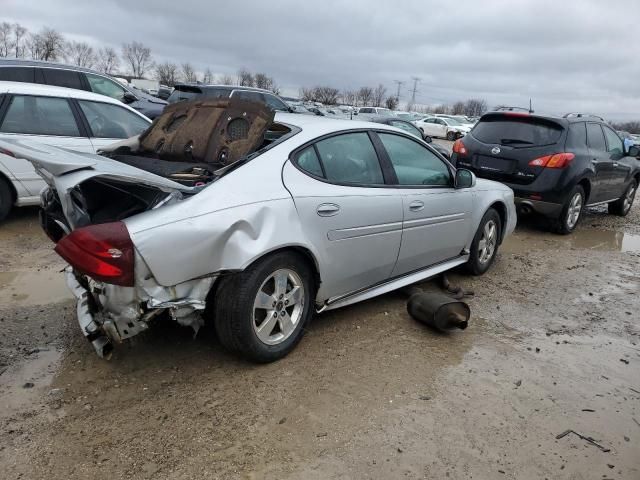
167 84 292 112
451 111 640 233
0 59 167 118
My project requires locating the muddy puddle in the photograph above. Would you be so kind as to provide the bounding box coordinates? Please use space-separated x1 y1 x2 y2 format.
504 227 640 254
0 270 71 306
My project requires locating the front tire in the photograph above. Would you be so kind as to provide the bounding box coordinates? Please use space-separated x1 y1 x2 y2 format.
466 208 501 275
0 176 13 222
554 185 584 234
446 131 456 141
213 251 314 363
608 179 637 216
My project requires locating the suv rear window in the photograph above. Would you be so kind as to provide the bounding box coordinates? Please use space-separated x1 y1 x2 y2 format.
472 115 563 147
167 86 204 103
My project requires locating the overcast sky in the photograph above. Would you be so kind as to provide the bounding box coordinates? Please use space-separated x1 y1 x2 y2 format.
4 0 640 120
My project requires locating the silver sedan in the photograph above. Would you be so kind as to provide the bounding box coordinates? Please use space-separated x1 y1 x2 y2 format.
1 113 516 362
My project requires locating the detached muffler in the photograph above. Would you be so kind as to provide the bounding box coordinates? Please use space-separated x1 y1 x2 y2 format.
407 291 470 331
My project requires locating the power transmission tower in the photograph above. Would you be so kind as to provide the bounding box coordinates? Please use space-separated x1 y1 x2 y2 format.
410 77 420 105
393 80 404 100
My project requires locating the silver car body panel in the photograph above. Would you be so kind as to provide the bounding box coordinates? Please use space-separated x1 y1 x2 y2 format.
9 112 516 351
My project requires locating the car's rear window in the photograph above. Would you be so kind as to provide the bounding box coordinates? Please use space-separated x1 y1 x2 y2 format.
472 115 564 147
167 86 203 103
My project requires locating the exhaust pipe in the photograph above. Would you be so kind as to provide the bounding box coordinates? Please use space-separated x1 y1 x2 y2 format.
407 291 470 331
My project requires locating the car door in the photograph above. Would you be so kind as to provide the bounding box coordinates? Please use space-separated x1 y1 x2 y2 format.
374 132 473 276
602 125 631 198
586 122 615 202
421 118 437 137
0 94 93 195
74 99 151 151
281 131 403 300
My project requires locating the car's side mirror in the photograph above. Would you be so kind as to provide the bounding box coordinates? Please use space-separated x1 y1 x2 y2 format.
455 168 476 188
123 91 138 104
628 145 639 157
423 135 433 143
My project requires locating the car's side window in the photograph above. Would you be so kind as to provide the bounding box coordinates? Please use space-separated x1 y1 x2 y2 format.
378 133 451 186
602 126 623 155
295 146 324 177
41 68 84 90
586 123 606 152
314 132 384 185
0 95 80 136
263 93 289 112
85 73 126 102
565 122 587 150
0 66 35 83
77 100 149 138
232 90 264 103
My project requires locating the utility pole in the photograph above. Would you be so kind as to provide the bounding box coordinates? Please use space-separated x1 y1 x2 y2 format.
410 77 420 105
393 80 404 100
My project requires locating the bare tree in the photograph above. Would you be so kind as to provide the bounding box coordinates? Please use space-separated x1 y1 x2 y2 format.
357 86 373 106
299 87 315 102
237 68 254 87
0 22 12 57
464 98 488 117
341 89 356 106
610 120 640 134
372 84 387 107
385 96 398 110
155 61 179 87
254 72 269 90
27 28 64 61
218 73 234 85
202 67 213 84
451 101 466 115
95 47 119 75
12 23 27 58
122 41 153 77
315 86 340 105
181 62 197 82
64 41 96 68
433 104 449 114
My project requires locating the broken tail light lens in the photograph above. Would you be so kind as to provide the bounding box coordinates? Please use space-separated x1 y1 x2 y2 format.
54 221 135 287
452 139 467 156
528 152 575 169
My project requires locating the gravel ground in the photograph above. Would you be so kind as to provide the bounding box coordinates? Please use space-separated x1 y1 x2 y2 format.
0 196 639 479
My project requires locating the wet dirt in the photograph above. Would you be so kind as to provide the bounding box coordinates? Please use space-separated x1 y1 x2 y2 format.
1 204 639 480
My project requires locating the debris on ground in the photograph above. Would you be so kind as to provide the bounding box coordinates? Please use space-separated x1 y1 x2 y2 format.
556 429 611 452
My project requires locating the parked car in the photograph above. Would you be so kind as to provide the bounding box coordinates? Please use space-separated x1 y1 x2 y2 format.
4 112 516 362
451 112 640 234
394 112 424 121
0 81 152 221
370 117 451 158
0 59 167 119
358 107 396 117
167 83 292 112
416 117 471 140
156 85 173 100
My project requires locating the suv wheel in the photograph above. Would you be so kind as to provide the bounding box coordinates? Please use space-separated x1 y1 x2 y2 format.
555 185 584 234
0 176 13 222
446 131 456 141
466 208 501 275
213 251 314 363
608 179 637 216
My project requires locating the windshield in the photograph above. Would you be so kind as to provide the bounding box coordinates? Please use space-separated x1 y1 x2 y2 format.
167 86 202 103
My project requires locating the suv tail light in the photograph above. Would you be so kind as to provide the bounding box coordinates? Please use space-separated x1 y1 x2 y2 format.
452 139 467 156
528 152 575 169
54 221 135 287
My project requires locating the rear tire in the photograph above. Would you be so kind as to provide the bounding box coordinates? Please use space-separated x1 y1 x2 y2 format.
213 251 315 363
446 131 456 141
0 176 13 222
608 179 637 216
466 208 501 275
554 185 584 234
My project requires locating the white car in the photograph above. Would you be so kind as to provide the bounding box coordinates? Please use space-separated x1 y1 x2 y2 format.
415 116 471 141
0 81 152 220
357 107 396 117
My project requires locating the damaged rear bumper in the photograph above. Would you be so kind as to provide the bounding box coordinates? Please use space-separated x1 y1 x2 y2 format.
64 263 216 359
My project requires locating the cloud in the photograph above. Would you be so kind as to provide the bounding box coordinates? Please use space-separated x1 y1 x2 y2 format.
3 0 639 119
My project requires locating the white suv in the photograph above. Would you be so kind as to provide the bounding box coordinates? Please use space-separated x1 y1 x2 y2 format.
0 81 151 221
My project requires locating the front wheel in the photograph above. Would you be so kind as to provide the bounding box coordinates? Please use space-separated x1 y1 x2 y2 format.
608 179 637 216
466 208 501 275
213 251 314 363
554 185 584 234
446 131 456 141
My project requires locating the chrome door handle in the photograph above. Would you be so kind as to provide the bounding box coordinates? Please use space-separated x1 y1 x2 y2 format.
409 200 425 211
613 162 619 167
317 203 340 216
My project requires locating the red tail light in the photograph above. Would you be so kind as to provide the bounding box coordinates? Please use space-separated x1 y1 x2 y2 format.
54 221 135 286
528 152 575 169
453 139 467 156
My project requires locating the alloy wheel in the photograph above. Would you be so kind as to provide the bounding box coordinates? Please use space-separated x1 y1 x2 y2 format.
623 184 636 213
478 219 497 264
566 192 583 229
253 268 305 345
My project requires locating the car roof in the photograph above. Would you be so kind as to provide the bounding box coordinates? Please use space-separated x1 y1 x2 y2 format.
0 58 106 76
173 83 276 94
0 81 150 114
